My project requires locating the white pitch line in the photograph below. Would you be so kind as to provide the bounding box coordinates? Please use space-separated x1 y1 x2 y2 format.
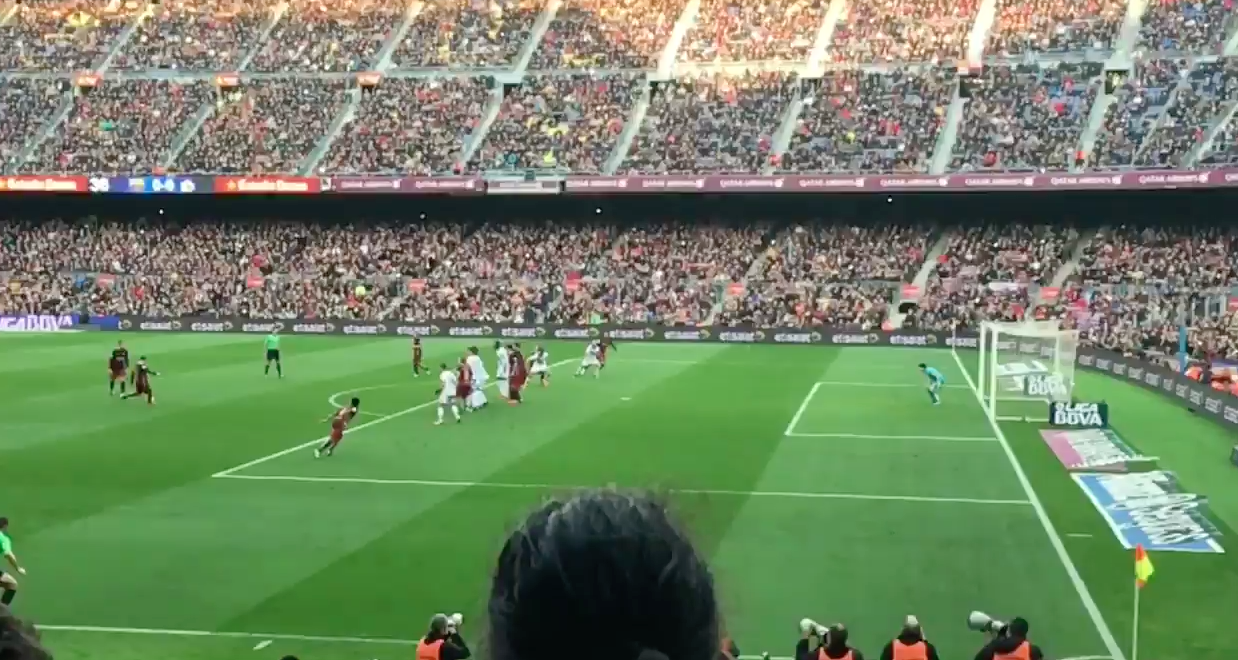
213 358 577 477
815 380 969 389
39 625 422 646
950 351 1126 660
785 432 997 443
327 384 404 416
216 473 1031 506
782 381 821 436
36 624 792 658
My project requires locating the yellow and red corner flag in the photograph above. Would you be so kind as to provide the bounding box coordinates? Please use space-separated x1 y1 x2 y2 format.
1135 544 1155 588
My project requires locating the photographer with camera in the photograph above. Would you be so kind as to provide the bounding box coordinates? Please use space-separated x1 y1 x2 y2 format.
968 614 1043 660
416 613 471 660
796 620 865 660
879 616 939 660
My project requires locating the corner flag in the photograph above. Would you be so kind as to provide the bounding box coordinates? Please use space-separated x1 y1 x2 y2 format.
1134 544 1154 588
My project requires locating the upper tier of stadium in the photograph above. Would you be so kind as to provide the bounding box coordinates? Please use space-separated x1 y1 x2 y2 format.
1 0 1236 175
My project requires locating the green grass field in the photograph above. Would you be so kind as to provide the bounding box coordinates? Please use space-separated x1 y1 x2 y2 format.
2 332 1236 660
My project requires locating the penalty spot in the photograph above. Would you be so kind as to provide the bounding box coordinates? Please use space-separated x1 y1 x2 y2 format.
253 640 273 651
620 396 631 401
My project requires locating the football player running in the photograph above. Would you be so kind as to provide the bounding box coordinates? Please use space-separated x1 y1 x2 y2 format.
575 340 602 378
529 346 551 387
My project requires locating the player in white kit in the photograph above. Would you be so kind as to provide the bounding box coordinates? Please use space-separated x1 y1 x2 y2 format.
529 346 551 387
466 346 489 410
575 340 602 378
435 363 462 425
494 341 511 399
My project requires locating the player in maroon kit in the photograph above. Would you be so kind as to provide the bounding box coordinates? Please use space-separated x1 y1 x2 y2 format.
412 336 426 377
598 337 616 371
508 343 527 405
108 340 130 396
456 357 474 410
120 356 158 405
316 397 360 457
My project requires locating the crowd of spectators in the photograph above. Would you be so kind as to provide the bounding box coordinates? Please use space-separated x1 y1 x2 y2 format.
1138 0 1236 53
1087 59 1186 169
1126 59 1238 169
951 62 1099 172
1073 224 1238 288
112 0 276 71
905 224 1076 332
826 0 977 64
0 79 71 171
679 0 826 62
0 0 131 71
474 74 638 172
784 67 954 174
175 80 349 174
249 0 404 72
17 79 214 174
622 72 795 173
985 0 1124 56
529 0 680 69
5 0 1238 175
6 219 1238 368
392 0 543 69
550 223 766 324
319 78 491 176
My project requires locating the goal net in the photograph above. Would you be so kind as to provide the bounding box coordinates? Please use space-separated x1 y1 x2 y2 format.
978 321 1078 423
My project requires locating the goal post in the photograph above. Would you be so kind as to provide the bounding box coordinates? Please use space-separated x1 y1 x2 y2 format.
977 321 1078 423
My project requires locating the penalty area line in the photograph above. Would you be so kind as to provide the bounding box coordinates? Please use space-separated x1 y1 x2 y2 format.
783 382 821 436
35 625 792 659
815 380 969 389
213 358 577 478
216 474 1032 506
785 432 997 443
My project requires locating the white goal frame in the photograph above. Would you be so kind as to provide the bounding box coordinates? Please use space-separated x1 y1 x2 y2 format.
977 320 1078 423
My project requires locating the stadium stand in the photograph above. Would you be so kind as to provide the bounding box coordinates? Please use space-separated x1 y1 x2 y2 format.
20 79 215 174
785 67 954 173
320 78 491 175
391 0 543 69
622 72 795 173
1 0 1238 365
4 213 1238 378
529 0 678 69
113 0 275 71
2 0 1238 177
476 73 639 172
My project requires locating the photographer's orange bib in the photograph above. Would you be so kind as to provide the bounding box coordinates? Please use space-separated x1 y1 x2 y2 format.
994 641 1030 660
417 638 444 660
819 648 852 660
891 640 927 660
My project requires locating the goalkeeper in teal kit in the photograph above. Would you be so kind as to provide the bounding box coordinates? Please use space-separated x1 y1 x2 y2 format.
919 363 944 405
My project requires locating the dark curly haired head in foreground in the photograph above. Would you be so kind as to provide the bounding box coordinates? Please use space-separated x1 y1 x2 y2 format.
0 605 51 660
488 489 718 660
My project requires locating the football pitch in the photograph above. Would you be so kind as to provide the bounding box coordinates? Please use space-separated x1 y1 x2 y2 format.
2 333 1236 660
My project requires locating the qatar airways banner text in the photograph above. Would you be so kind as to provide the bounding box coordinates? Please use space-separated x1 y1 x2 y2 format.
6 169 1238 195
558 169 1238 193
0 314 78 332
327 176 483 194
